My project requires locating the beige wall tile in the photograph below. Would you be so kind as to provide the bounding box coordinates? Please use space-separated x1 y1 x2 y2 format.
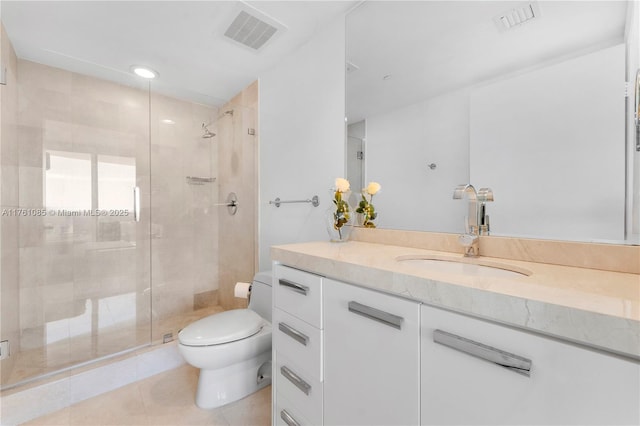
218 82 259 310
194 289 219 310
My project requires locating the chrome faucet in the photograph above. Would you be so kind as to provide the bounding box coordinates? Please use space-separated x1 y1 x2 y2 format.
452 184 494 257
477 187 494 236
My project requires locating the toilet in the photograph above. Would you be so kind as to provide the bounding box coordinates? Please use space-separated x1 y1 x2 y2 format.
178 272 272 409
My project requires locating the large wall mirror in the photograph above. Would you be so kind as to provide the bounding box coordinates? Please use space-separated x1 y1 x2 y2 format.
346 0 640 245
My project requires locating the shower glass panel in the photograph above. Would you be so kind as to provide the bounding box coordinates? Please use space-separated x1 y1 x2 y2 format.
148 90 220 342
0 59 152 389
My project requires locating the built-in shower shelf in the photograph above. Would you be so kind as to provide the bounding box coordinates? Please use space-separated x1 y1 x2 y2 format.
186 176 216 185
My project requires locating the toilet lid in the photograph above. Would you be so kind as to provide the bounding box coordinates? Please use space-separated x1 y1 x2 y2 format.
178 309 264 346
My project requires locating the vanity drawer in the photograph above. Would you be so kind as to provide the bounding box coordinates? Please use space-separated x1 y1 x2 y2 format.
275 352 323 425
273 307 323 381
274 264 323 328
276 392 315 426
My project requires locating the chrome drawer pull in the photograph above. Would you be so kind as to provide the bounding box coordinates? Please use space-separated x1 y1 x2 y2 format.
348 301 403 330
280 366 311 395
280 409 301 426
433 329 532 377
279 279 309 296
278 322 309 346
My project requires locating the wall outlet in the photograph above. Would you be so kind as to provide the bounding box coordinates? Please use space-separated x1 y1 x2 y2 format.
0 340 10 360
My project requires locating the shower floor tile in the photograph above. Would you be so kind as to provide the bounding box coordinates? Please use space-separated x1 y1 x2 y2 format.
2 305 225 389
22 364 272 426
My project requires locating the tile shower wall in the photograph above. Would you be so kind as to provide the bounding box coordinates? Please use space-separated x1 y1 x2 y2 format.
217 81 258 310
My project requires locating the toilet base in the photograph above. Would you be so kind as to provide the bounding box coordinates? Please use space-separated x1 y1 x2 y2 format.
195 351 271 410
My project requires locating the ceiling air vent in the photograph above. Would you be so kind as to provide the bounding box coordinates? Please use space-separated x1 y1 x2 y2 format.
493 2 540 31
224 9 282 51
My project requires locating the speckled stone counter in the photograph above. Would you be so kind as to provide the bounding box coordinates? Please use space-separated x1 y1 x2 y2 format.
271 241 640 359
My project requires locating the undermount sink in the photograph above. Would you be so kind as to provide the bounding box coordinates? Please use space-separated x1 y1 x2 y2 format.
396 254 532 278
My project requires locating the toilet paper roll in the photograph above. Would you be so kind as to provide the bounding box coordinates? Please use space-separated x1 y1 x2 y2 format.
234 282 251 299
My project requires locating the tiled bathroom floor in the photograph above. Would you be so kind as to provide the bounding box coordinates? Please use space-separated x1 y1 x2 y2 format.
22 364 272 426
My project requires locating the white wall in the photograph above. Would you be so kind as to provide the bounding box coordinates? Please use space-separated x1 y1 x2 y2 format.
259 18 346 271
470 44 625 242
365 89 470 232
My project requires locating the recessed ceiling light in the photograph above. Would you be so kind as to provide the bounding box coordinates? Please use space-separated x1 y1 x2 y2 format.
161 119 175 124
130 65 158 79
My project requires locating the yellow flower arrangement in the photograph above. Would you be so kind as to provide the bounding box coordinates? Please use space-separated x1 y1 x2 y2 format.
356 181 381 228
332 178 351 239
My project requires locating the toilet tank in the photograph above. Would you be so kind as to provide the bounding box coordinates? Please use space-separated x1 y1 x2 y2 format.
249 271 272 323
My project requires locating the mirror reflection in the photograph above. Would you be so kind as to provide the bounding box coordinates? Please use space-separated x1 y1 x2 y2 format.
346 1 639 244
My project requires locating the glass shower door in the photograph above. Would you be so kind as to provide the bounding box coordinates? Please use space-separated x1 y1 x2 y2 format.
1 61 152 388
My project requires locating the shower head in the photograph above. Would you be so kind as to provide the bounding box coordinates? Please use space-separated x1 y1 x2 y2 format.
202 123 216 138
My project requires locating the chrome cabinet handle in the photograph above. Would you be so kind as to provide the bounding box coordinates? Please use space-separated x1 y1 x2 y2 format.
280 366 311 395
279 279 308 296
348 301 403 330
133 186 141 222
433 329 532 377
280 409 301 426
278 322 309 346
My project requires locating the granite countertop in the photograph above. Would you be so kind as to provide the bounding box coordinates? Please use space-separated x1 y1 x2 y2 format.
271 240 640 360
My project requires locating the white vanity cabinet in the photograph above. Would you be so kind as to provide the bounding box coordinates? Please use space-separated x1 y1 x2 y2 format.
272 262 639 426
273 264 324 426
420 304 640 425
323 278 421 426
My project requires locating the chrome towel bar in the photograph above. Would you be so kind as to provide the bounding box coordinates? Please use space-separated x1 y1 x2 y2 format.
269 195 319 208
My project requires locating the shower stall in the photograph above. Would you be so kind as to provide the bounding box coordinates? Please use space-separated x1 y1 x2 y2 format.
0 32 259 391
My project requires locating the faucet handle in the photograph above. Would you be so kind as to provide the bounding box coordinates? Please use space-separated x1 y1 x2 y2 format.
458 234 478 247
458 233 479 257
477 188 494 202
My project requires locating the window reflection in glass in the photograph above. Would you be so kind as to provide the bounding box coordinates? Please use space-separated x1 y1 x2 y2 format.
98 155 135 211
44 151 92 210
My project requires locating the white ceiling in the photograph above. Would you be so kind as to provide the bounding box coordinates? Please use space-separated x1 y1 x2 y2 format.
2 1 357 106
1 1 629 115
346 1 629 122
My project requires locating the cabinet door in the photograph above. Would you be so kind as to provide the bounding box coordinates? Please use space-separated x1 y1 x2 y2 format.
421 304 640 425
324 278 420 426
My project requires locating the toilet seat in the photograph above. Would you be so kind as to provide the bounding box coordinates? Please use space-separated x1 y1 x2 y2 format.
178 309 264 347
